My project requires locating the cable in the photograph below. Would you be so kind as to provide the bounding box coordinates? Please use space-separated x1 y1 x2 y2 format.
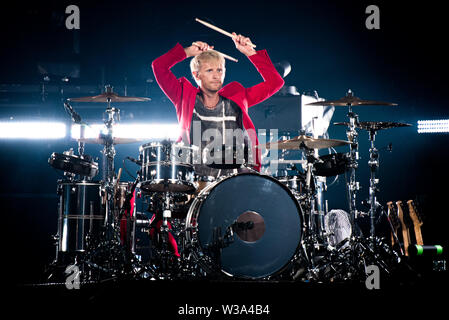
122 158 137 181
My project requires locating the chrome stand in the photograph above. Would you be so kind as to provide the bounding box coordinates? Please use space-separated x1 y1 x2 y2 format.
367 128 380 244
101 103 120 241
344 91 361 230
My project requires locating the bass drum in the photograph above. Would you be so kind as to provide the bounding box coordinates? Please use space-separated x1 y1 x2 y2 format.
185 172 303 279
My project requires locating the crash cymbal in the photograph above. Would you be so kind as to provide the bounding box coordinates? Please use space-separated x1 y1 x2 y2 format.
77 137 143 145
68 92 150 103
306 90 397 107
334 121 412 131
258 135 352 150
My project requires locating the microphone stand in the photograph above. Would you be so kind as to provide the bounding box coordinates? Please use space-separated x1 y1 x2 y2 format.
63 101 86 160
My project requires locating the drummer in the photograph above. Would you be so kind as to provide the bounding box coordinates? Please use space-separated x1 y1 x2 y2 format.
152 33 284 177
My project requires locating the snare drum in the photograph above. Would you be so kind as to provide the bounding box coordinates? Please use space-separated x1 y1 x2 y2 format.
185 172 303 279
139 141 197 193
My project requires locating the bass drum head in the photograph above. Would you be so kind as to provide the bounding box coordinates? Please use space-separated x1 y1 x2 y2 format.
194 173 302 279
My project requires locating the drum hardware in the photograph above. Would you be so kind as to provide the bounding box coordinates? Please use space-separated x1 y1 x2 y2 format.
148 191 180 278
341 121 411 245
202 225 236 276
45 84 412 285
296 91 400 282
299 149 330 271
334 121 412 131
305 119 409 283
307 90 398 229
46 86 155 283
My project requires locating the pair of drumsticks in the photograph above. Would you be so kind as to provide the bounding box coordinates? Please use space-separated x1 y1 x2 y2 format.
193 18 256 62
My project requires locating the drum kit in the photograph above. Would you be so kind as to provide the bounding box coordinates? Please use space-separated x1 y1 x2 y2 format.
46 86 410 284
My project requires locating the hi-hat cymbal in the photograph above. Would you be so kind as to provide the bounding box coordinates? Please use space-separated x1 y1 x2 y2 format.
77 137 143 145
334 121 412 131
258 135 352 150
306 91 397 107
68 92 150 103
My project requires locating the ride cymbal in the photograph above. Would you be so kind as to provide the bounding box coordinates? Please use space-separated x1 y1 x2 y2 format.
306 90 397 107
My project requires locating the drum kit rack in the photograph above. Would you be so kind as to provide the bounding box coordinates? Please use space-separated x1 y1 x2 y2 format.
45 86 412 286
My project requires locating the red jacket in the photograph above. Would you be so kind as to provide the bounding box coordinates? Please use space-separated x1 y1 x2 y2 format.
151 43 284 171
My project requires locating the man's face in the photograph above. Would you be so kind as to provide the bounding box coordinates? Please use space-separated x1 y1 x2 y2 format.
194 59 225 93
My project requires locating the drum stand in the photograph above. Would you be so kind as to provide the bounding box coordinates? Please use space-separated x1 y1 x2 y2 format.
345 101 361 230
299 147 329 273
158 191 178 278
79 105 125 278
101 105 119 239
316 126 399 282
81 101 151 280
367 128 380 245
144 189 184 279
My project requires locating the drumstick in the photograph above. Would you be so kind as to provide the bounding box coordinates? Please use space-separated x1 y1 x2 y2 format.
192 42 238 62
195 18 256 48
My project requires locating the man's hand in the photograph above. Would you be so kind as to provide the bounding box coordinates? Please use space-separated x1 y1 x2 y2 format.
184 41 213 58
232 33 257 57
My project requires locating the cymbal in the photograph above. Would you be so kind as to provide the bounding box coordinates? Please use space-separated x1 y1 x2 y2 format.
77 137 143 145
68 92 150 103
258 135 352 150
334 121 412 131
306 92 397 107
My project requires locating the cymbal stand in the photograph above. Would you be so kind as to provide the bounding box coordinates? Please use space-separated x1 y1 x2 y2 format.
301 147 326 272
345 99 361 230
367 128 380 245
151 191 181 279
102 104 120 238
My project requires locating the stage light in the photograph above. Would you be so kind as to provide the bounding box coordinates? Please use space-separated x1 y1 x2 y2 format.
0 121 66 139
71 123 179 140
417 119 449 133
70 124 105 139
113 123 179 140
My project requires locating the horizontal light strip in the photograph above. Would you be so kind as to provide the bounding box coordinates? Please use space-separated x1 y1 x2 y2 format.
417 119 449 133
0 121 66 139
71 123 179 140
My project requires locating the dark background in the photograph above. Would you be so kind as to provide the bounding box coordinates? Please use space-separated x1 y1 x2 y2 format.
1 0 448 304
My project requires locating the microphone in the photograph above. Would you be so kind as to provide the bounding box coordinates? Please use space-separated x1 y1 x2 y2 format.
64 102 82 124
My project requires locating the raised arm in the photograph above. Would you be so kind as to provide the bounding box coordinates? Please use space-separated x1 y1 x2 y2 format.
245 50 285 107
151 42 212 107
151 43 186 106
231 33 284 107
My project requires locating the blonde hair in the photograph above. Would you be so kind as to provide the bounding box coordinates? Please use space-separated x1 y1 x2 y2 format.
190 50 226 84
